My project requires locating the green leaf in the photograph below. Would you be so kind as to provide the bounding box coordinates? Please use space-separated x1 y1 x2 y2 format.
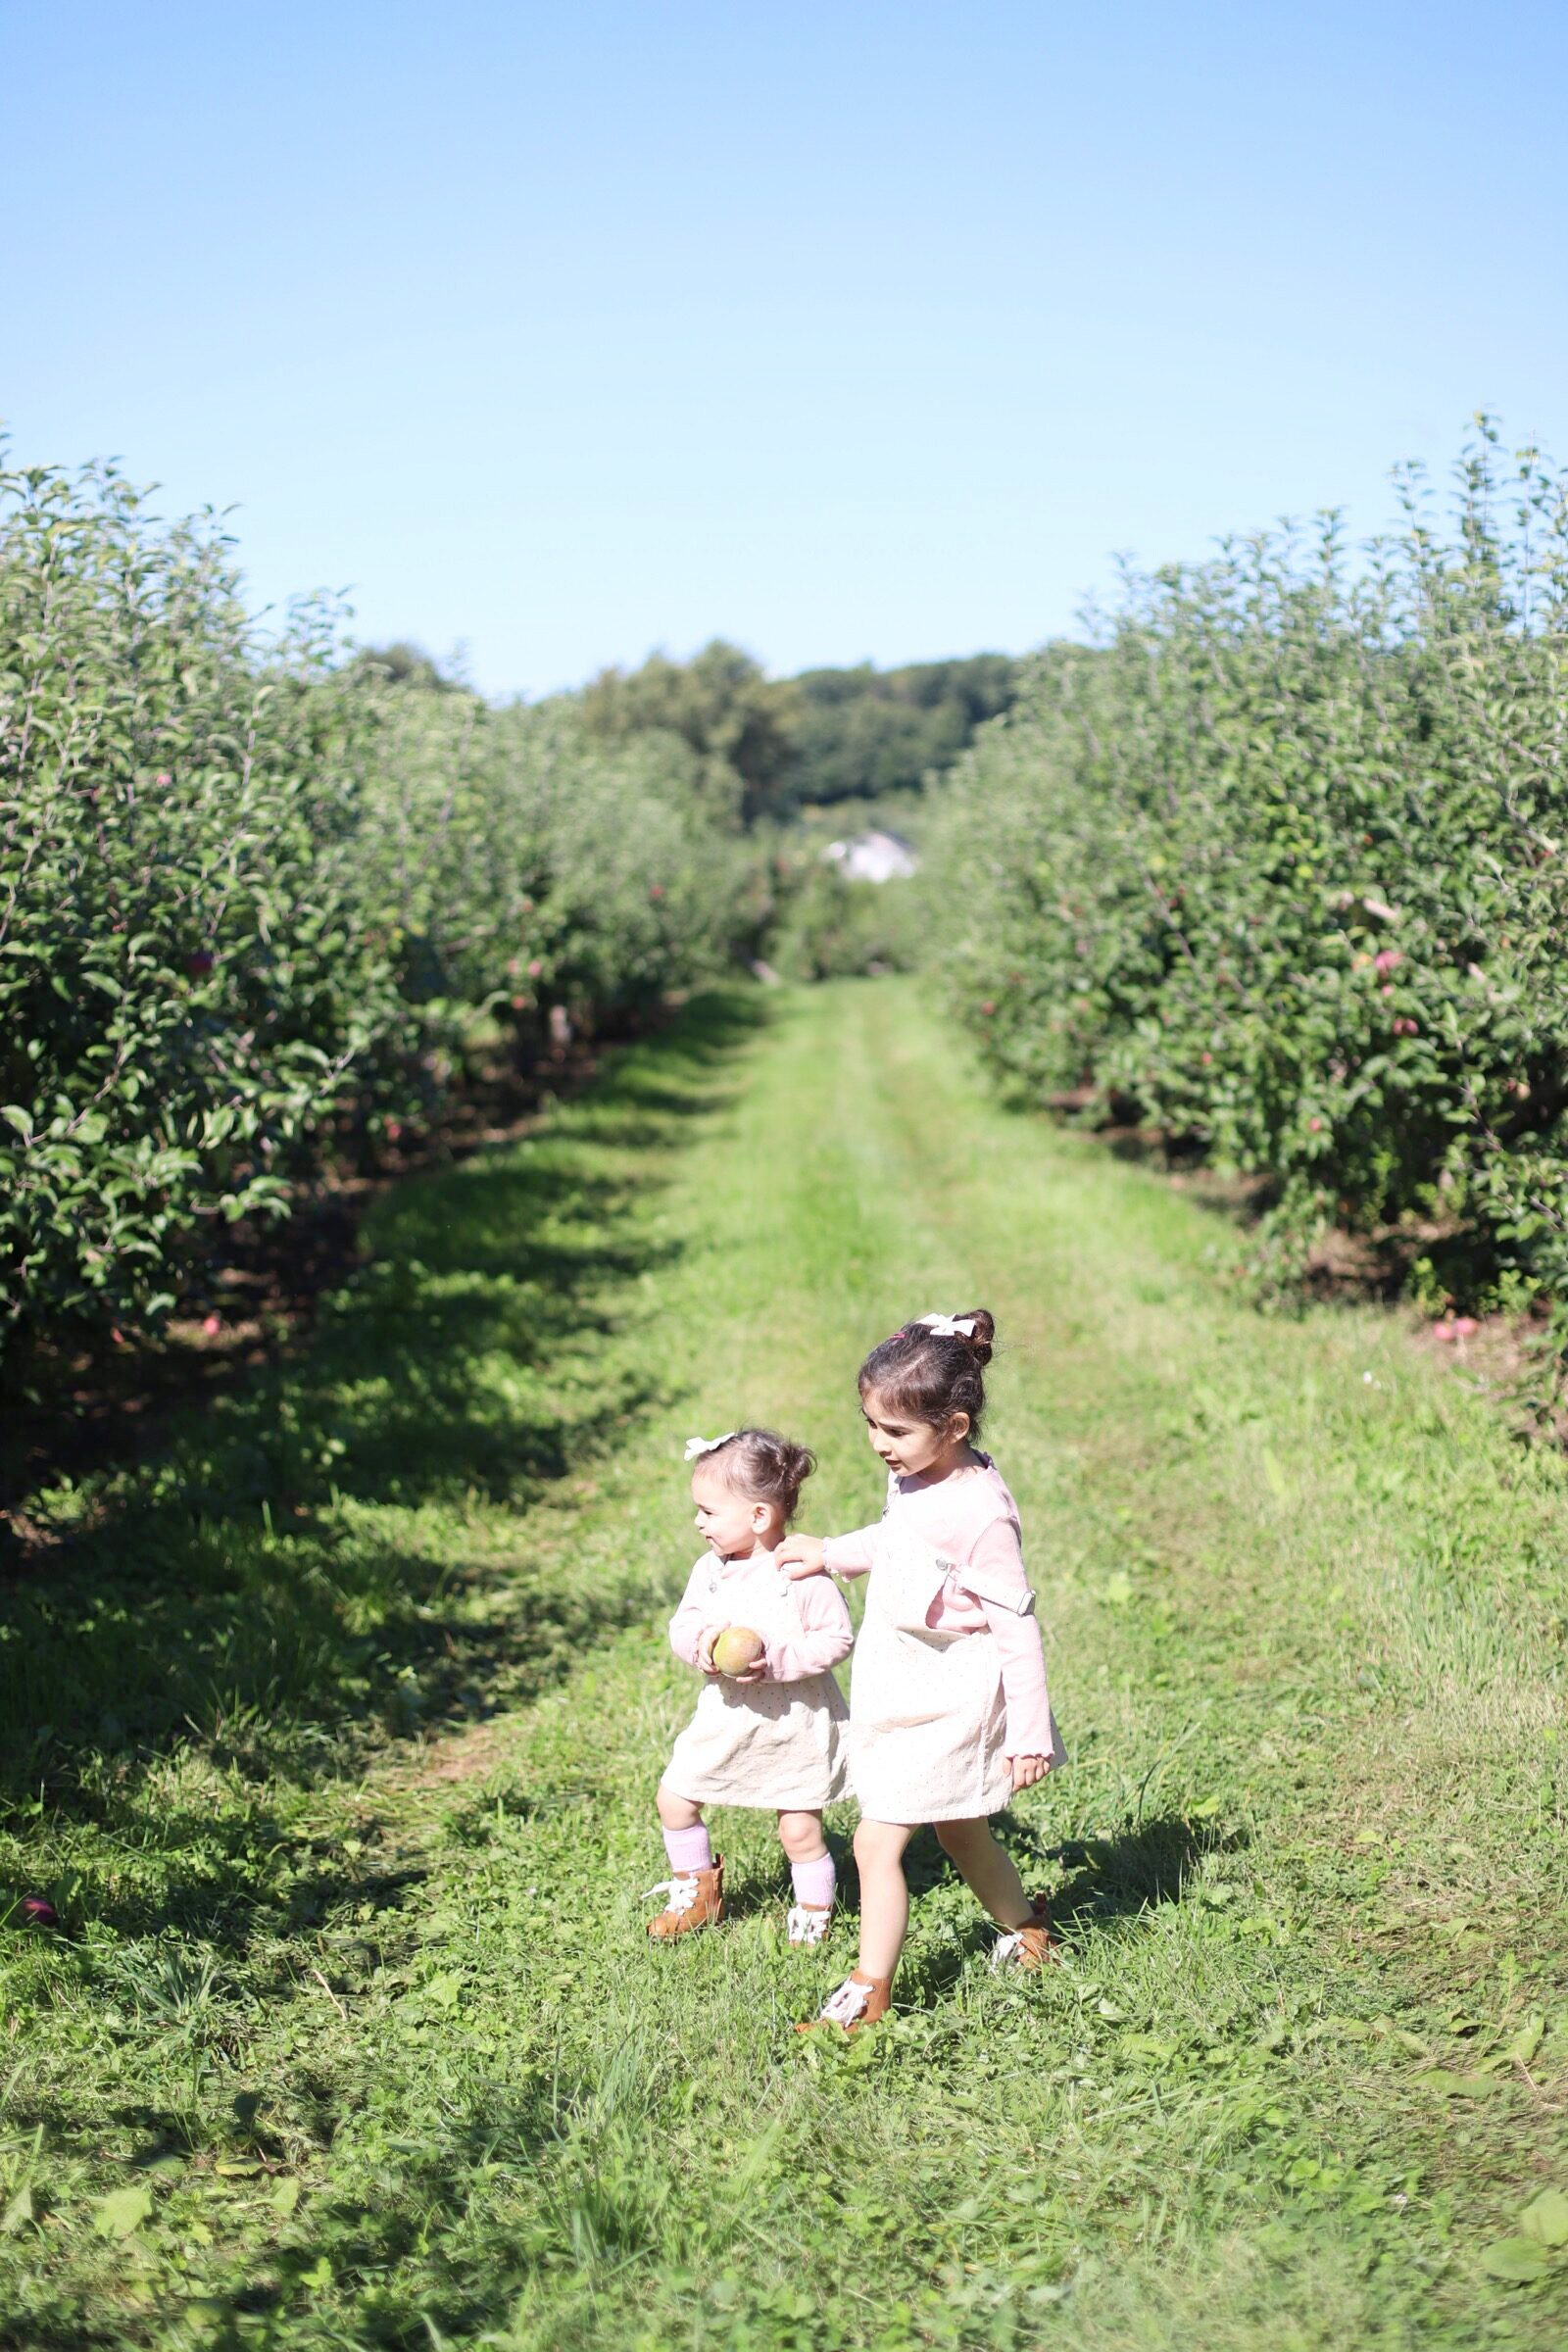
270 2176 301 2218
1 1104 33 1139
93 2183 154 2238
1520 2188 1568 2247
1413 2069 1505 2097
1502 2013 1544 2066
1481 2235 1552 2283
1371 2016 1430 2055
0 2186 34 2234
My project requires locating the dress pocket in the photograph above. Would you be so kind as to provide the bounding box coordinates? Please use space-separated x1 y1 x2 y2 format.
913 1548 968 1631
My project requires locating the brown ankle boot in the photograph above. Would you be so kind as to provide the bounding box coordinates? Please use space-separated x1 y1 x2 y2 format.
991 1892 1059 1973
646 1858 724 1941
796 1970 893 2033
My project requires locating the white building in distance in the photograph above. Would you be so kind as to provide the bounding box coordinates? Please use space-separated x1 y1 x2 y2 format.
823 828 918 883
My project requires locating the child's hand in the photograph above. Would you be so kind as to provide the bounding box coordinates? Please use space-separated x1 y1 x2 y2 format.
777 1534 827 1580
697 1625 767 1682
1009 1754 1051 1791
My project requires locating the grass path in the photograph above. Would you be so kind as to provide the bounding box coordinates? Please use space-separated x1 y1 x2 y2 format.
2 980 1565 2350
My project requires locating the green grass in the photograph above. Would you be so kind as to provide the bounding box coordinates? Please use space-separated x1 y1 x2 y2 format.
2 977 1565 2350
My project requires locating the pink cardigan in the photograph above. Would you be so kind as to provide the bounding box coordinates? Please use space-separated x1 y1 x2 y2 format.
823 1457 1055 1760
669 1546 854 1684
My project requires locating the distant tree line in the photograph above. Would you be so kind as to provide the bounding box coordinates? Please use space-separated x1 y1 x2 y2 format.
573 642 1019 826
787 654 1018 809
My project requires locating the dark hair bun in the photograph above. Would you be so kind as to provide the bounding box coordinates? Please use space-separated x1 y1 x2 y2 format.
958 1308 995 1366
860 1308 998 1438
703 1428 815 1522
780 1439 816 1496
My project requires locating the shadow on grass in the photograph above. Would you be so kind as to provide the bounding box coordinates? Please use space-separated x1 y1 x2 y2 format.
9 2082 566 2352
0 989 770 1864
882 1812 1249 2002
1043 1812 1250 1926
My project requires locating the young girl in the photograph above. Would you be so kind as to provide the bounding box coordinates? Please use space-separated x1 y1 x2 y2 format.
780 1309 1061 2031
648 1427 855 1948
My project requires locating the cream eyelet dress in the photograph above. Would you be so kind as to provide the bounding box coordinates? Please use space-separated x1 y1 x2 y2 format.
832 1456 1061 1825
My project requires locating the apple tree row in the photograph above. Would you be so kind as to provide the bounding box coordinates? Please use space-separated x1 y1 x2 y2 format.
0 458 753 1376
925 421 1568 1331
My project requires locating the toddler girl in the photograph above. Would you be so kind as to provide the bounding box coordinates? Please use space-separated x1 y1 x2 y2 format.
648 1427 854 1947
780 1309 1061 2031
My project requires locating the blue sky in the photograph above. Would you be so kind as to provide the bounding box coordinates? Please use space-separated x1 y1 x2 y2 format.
4 1 1565 696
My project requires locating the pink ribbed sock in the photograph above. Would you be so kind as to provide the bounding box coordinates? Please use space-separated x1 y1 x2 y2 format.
663 1823 713 1873
791 1852 836 1908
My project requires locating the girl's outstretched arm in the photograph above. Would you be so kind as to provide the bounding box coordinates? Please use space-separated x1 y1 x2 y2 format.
777 1526 878 1580
823 1526 877 1578
775 1531 825 1577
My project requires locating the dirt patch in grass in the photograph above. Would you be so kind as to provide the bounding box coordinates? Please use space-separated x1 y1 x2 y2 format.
408 1717 516 1788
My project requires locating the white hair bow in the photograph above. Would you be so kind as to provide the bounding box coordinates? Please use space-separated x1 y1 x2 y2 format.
917 1312 976 1339
684 1432 737 1461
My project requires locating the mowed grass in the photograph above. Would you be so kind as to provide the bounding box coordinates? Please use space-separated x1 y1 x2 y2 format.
2 977 1566 2351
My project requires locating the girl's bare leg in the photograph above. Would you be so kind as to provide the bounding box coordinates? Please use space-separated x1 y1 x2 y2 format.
656 1785 704 1834
853 1817 913 1979
935 1816 1033 1929
776 1808 827 1863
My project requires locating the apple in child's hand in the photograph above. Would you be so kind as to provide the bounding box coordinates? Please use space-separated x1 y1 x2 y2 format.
711 1626 764 1678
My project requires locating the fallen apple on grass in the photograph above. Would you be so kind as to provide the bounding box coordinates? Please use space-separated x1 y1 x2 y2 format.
711 1627 764 1678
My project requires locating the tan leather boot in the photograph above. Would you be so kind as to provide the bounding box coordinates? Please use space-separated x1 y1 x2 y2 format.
796 1970 892 2033
646 1858 724 1941
991 1893 1059 1972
